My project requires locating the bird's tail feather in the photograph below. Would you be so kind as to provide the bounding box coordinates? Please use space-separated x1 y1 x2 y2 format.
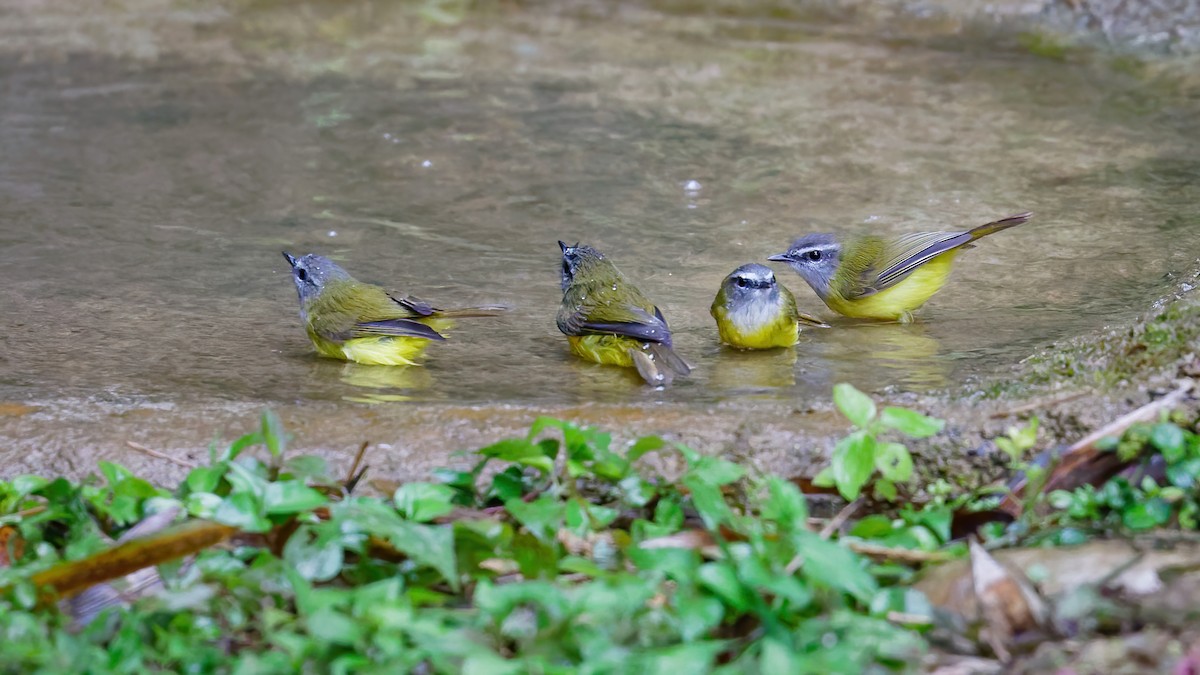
629 344 692 386
968 212 1033 241
435 304 511 319
797 312 831 329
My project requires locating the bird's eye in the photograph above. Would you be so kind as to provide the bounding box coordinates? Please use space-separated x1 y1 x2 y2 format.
297 268 309 282
805 250 822 262
735 277 748 288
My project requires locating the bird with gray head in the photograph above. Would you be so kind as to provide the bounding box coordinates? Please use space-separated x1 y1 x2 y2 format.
767 212 1032 322
282 251 505 366
556 241 691 386
710 263 829 350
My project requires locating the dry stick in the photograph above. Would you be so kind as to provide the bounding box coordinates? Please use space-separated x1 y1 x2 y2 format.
1001 379 1196 517
1065 379 1194 454
820 497 864 540
846 541 953 564
988 391 1090 419
344 441 370 488
125 441 197 469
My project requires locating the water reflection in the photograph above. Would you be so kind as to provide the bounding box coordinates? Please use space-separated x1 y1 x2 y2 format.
809 322 949 391
708 347 799 391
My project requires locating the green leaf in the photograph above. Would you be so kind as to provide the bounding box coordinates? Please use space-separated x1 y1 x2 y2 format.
223 432 262 462
761 637 803 674
831 430 875 500
618 475 656 507
1151 423 1187 462
284 526 344 582
683 476 732 529
654 497 685 531
762 477 808 534
506 496 564 543
263 481 328 515
213 492 271 532
394 482 457 522
697 562 752 612
261 410 286 458
674 591 724 642
628 435 667 462
637 642 726 672
510 530 559 580
811 466 835 488
874 480 897 501
833 383 876 428
185 466 225 495
1167 458 1200 488
10 475 48 497
335 500 459 589
792 532 877 602
873 442 913 482
224 461 268 500
686 456 745 486
305 606 362 646
629 546 700 580
1121 498 1171 530
878 407 944 438
477 439 554 475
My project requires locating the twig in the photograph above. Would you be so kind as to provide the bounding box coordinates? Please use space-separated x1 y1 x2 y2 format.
1065 379 1194 454
886 611 933 625
820 498 864 540
344 441 370 491
846 541 953 564
125 442 197 469
1000 379 1196 517
989 391 1089 419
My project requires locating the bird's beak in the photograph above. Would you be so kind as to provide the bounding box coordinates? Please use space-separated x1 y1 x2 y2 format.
767 253 793 263
282 251 298 268
557 240 568 252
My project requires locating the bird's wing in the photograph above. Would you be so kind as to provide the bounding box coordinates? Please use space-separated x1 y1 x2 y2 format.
389 294 438 317
853 230 972 297
350 318 447 341
557 278 674 345
557 303 673 345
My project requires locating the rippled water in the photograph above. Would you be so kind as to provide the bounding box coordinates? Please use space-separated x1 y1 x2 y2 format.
2 1 1199 416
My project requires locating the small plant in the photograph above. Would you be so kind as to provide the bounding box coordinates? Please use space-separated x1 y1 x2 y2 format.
0 411 933 673
1048 419 1200 531
813 384 945 501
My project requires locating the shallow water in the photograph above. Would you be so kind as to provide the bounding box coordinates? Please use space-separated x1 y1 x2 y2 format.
1 1 1199 473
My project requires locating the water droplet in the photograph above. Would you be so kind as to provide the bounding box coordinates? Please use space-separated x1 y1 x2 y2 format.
611 284 618 291
327 230 338 237
383 133 392 140
683 179 702 192
422 159 433 168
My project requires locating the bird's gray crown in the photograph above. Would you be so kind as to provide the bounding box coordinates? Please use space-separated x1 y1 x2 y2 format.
727 263 777 290
283 251 353 306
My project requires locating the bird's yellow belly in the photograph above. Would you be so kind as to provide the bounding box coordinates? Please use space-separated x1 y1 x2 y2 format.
827 250 960 321
716 315 798 350
567 335 641 368
308 331 433 367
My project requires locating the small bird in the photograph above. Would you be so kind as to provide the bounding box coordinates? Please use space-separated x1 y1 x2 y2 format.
284 252 503 366
710 263 829 350
556 241 691 386
768 212 1032 322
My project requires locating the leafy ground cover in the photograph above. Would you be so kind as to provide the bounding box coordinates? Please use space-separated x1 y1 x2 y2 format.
1 383 1198 673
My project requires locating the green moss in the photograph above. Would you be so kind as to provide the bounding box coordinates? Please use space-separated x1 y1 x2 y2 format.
1018 30 1072 61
